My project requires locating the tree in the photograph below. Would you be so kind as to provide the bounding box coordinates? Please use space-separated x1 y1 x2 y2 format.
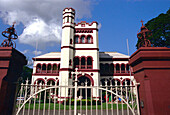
136 9 170 48
20 66 33 83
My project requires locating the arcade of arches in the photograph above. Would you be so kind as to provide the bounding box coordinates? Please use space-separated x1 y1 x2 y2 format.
100 63 130 76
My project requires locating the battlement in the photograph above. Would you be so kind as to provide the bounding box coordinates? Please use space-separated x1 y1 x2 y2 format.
63 7 75 15
75 21 98 29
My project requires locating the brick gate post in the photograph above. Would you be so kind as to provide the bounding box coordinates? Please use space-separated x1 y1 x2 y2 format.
129 47 170 115
0 47 27 115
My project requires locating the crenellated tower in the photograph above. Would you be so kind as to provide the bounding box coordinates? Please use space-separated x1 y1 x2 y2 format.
59 8 75 98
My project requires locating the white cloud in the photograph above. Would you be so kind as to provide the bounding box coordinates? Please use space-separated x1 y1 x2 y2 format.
33 50 42 55
22 49 29 54
27 60 33 66
0 0 94 48
98 23 102 30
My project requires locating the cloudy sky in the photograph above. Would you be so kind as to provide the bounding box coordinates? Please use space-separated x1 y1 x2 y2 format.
0 0 169 67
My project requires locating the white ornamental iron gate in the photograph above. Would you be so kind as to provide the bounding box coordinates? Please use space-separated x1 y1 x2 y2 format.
14 78 140 115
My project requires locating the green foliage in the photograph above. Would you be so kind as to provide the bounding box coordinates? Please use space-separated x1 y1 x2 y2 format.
136 9 170 48
20 66 33 83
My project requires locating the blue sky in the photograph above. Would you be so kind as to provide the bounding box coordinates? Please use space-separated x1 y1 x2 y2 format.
0 0 169 67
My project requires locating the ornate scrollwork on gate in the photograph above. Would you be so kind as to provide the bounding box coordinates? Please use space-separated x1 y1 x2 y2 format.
1 22 18 48
137 20 153 48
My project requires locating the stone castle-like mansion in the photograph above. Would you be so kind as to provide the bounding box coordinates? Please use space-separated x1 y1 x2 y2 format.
31 8 135 98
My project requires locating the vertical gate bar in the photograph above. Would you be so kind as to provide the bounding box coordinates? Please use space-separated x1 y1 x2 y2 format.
85 81 87 115
43 82 47 115
59 86 61 115
111 84 113 115
38 85 42 115
91 84 92 115
115 80 119 115
27 84 31 115
27 97 31 115
105 80 108 115
125 81 129 115
53 81 57 115
48 83 52 115
64 86 67 115
135 83 140 115
100 85 103 115
80 87 82 114
130 81 134 111
121 83 124 115
33 82 37 115
69 88 72 115
74 80 77 115
96 86 98 115
18 83 23 109
22 80 28 115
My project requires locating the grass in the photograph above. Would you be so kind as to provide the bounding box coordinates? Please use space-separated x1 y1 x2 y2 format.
21 103 129 110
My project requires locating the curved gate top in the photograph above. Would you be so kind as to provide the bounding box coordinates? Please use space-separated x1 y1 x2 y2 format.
15 79 140 115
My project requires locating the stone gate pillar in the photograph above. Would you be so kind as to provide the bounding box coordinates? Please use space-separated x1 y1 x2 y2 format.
129 47 170 115
0 47 27 115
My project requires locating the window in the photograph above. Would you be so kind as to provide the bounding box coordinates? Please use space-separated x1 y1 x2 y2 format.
87 57 92 69
36 64 41 73
87 36 92 43
58 64 60 74
70 39 73 44
100 63 105 76
126 64 130 73
105 64 109 75
121 64 125 73
81 57 86 69
47 64 51 73
109 64 114 75
69 59 72 66
74 57 79 69
81 36 85 43
67 16 69 22
42 64 46 73
116 64 120 73
52 64 57 73
75 36 79 43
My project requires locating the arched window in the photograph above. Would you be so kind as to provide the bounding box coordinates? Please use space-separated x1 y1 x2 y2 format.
47 64 51 73
109 64 114 75
69 59 72 66
47 80 55 85
74 57 79 69
116 64 120 73
87 57 92 69
81 57 86 69
74 36 79 43
122 79 131 86
58 64 60 74
52 64 57 73
36 64 41 73
121 64 125 73
100 63 105 76
126 64 130 73
87 35 92 43
67 16 69 22
37 80 45 85
112 79 121 86
105 64 109 75
42 64 46 73
80 36 85 43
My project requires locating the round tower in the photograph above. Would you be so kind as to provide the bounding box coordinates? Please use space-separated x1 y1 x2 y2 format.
59 8 75 99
